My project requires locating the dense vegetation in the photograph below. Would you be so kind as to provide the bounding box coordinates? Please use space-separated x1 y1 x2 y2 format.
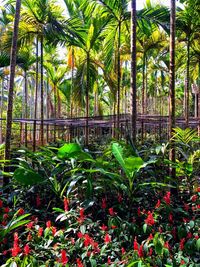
0 0 200 266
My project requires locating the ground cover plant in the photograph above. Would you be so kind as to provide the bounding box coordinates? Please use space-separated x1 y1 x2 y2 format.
0 129 200 266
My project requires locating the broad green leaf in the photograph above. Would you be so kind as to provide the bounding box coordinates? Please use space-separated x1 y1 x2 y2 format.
124 157 144 172
57 143 82 159
197 238 200 252
112 143 128 176
13 168 45 186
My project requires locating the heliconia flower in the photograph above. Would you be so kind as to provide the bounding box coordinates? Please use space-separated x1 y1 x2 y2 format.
71 238 75 245
164 241 169 250
183 203 189 211
100 224 108 231
46 220 51 228
180 260 185 265
101 198 106 209
38 227 43 237
83 234 92 247
17 208 25 215
111 225 117 229
14 232 19 243
149 247 153 256
187 232 192 239
36 194 41 207
138 244 144 258
24 244 31 255
197 187 200 192
168 213 173 223
3 250 8 255
76 258 84 267
11 243 21 257
195 235 199 240
104 233 111 244
148 233 154 241
107 257 111 265
137 207 141 216
121 247 126 254
64 197 69 212
191 195 198 202
155 199 161 209
0 199 3 208
52 226 57 236
179 238 185 250
3 214 9 220
61 250 68 265
77 208 85 223
108 207 115 216
77 231 84 238
4 207 10 213
133 237 139 251
27 233 32 241
145 211 155 226
26 221 34 229
163 191 171 205
118 193 123 203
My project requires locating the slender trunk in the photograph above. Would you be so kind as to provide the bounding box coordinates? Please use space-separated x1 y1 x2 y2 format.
0 75 4 144
185 37 190 127
24 70 28 147
40 34 44 146
85 52 90 146
70 48 74 118
4 0 21 184
142 51 146 115
169 0 176 178
116 21 121 139
198 59 200 135
57 88 61 118
130 0 137 142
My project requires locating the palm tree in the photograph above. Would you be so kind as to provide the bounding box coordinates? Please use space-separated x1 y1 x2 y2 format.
130 0 137 143
169 0 176 178
4 0 22 185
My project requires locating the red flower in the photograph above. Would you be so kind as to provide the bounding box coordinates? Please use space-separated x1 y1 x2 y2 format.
137 207 141 216
64 197 69 212
83 234 92 247
77 232 84 238
100 224 108 231
0 199 3 208
183 203 189 211
155 199 161 209
4 207 10 213
191 195 198 202
168 213 173 223
26 221 34 229
104 233 111 244
52 226 57 236
36 194 41 207
197 187 200 192
179 238 185 250
61 250 68 265
76 258 84 267
14 232 19 243
27 233 32 241
180 260 185 265
187 232 192 239
108 207 116 216
121 247 126 254
163 191 171 205
149 247 153 256
17 208 25 215
46 220 51 228
138 244 144 258
11 243 21 257
148 233 153 241
118 193 123 203
164 241 169 250
38 227 43 237
107 257 111 265
77 208 85 223
145 211 155 226
24 244 30 255
111 225 117 229
101 198 107 209
3 213 9 220
133 237 139 251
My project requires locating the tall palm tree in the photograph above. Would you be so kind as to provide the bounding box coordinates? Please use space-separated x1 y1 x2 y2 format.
169 0 176 178
4 0 21 185
130 0 137 143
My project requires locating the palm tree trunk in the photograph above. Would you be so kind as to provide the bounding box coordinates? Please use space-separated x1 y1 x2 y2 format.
33 37 39 151
169 0 176 178
185 37 190 127
40 34 44 146
24 70 28 147
85 52 90 146
116 21 121 139
130 0 137 143
0 75 4 144
4 0 21 185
